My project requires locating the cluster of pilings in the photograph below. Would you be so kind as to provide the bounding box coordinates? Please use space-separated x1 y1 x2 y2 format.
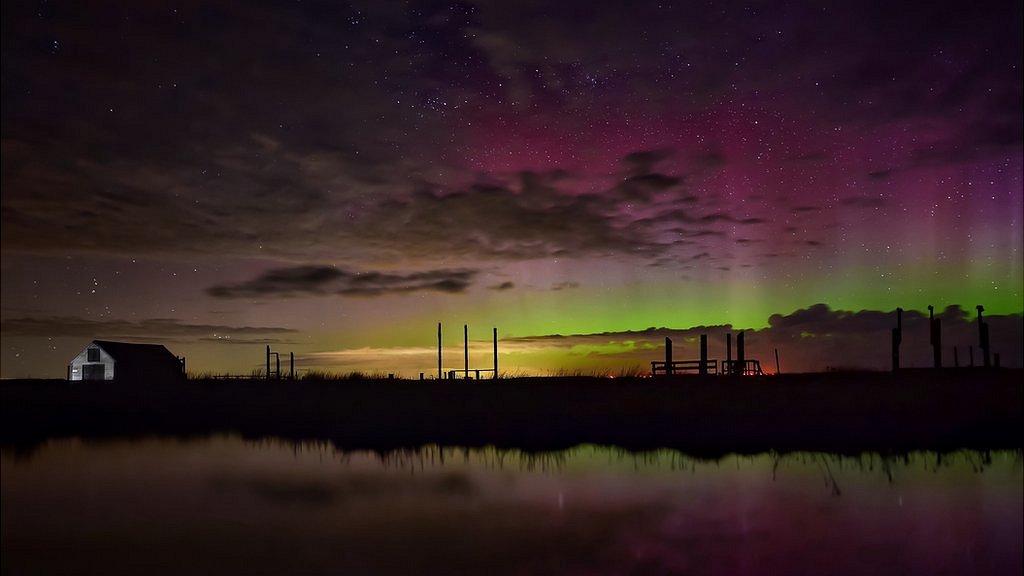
434 323 498 380
654 331 764 376
891 304 1000 371
265 345 295 380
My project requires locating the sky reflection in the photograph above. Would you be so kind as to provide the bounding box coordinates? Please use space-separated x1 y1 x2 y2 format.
2 438 1021 575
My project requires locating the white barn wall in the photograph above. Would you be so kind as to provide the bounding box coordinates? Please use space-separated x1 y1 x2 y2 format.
68 344 114 381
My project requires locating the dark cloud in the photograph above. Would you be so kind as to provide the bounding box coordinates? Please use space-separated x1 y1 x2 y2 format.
0 316 295 342
207 265 478 298
841 196 886 209
4 0 985 267
0 141 762 267
551 281 580 291
621 149 673 175
490 281 515 291
867 169 896 181
504 304 1024 372
699 213 766 225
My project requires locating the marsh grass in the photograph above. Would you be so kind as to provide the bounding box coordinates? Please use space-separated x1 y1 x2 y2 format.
3 369 1021 455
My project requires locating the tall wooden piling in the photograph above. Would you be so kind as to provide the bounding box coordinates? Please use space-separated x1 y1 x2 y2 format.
266 345 270 381
493 327 498 379
665 337 673 375
437 322 442 380
464 324 468 377
699 334 708 375
737 331 745 375
726 333 732 375
891 307 903 371
290 352 294 380
977 305 991 368
928 305 941 368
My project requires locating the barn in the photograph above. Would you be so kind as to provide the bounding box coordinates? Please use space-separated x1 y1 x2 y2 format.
68 340 185 382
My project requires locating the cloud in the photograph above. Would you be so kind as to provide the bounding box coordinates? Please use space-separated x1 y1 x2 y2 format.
841 196 886 209
551 281 580 291
790 206 822 214
1 142 764 268
0 316 296 342
500 304 1024 372
207 265 478 298
490 281 515 291
621 149 673 175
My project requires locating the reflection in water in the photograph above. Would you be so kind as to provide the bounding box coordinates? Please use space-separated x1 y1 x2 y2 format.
2 437 1021 576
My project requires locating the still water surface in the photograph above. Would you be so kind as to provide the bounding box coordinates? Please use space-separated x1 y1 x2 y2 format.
2 436 1021 575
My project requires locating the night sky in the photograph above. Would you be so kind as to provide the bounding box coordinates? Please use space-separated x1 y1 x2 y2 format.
2 0 1021 378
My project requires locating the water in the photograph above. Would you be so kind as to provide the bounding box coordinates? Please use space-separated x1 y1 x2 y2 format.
2 437 1021 575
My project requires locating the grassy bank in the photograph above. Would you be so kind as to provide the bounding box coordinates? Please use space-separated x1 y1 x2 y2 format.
2 370 1020 456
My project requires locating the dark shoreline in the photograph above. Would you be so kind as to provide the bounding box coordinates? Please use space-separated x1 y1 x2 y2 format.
2 370 1021 457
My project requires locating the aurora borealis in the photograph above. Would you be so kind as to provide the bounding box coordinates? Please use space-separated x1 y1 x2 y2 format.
2 0 1021 378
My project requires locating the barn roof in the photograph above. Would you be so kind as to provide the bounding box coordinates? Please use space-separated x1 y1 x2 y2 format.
91 340 179 364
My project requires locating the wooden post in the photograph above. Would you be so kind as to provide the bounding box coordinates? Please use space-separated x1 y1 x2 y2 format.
726 333 732 375
493 327 498 379
665 337 673 375
774 348 780 375
737 331 745 375
891 308 902 372
266 345 270 381
464 324 468 376
977 305 990 368
929 305 941 369
290 352 294 380
438 322 442 380
699 334 708 375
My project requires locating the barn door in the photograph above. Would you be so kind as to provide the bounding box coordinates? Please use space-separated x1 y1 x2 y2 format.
83 364 105 380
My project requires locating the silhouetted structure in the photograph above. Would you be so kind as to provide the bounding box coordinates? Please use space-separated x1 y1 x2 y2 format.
732 330 764 375
928 305 942 368
726 333 732 371
737 330 745 373
68 340 184 382
651 332 762 376
977 305 991 368
891 308 903 371
651 334 719 375
699 334 709 375
665 337 674 375
442 324 498 379
265 345 294 380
